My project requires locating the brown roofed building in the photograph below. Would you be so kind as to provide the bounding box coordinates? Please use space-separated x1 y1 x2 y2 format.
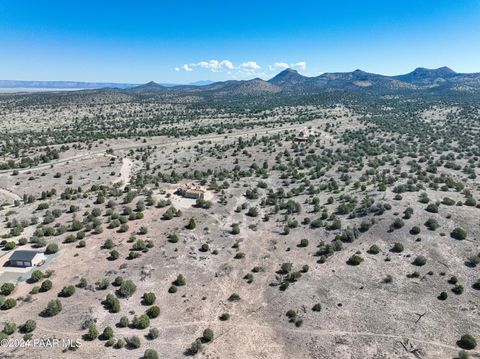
177 184 205 199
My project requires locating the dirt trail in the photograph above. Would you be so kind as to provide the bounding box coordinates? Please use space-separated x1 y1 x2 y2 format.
0 123 314 176
113 157 132 189
0 187 21 203
36 320 477 355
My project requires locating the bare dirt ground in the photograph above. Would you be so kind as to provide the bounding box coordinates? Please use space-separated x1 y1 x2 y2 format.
0 100 479 359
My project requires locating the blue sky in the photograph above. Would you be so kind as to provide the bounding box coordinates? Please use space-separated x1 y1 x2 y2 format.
0 0 479 83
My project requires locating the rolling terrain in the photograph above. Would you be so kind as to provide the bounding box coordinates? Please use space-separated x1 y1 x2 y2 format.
0 69 478 359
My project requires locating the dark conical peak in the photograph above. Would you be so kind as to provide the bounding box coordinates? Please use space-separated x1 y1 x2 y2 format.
282 68 299 74
409 66 456 77
394 66 457 83
130 80 165 92
413 66 455 74
437 66 456 74
273 68 300 78
269 68 306 85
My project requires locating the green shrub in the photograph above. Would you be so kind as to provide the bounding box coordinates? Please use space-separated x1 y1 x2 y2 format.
202 328 214 342
219 313 230 321
186 218 196 230
173 274 186 286
45 242 59 254
143 292 156 305
87 324 98 340
391 242 404 253
40 280 53 292
2 298 17 310
102 326 114 340
451 227 467 240
118 223 129 233
410 226 420 235
30 270 43 283
413 256 427 266
1 283 15 296
458 334 477 350
3 322 16 335
425 203 439 213
391 218 404 229
4 242 16 250
442 197 455 206
132 314 150 329
231 223 240 235
438 291 448 300
347 254 364 266
43 299 62 316
189 339 203 354
472 279 480 290
280 262 292 274
286 309 297 321
105 293 120 313
452 284 464 295
368 245 380 255
59 285 75 297
299 238 309 247
168 234 179 243
127 335 141 349
21 320 36 333
465 197 477 207
228 293 240 301
146 306 160 319
119 316 129 328
118 280 136 298
424 218 439 230
144 349 159 359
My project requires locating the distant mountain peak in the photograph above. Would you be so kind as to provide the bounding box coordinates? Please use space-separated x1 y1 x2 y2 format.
282 68 299 74
130 81 165 92
411 66 456 75
268 68 307 85
393 66 458 86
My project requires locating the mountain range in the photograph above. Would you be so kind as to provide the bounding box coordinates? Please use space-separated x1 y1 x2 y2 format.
2 67 480 95
0 79 214 90
127 67 480 96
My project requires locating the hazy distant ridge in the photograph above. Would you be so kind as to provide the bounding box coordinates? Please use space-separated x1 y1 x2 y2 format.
0 79 214 90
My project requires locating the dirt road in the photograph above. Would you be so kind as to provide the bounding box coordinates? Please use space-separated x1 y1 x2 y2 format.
113 157 133 189
0 122 313 176
0 187 21 203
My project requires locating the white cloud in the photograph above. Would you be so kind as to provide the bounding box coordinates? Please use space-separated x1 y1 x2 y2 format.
197 60 219 71
176 59 306 76
293 61 307 70
269 62 289 71
239 61 261 70
177 59 236 72
238 61 261 74
220 60 234 70
268 61 307 72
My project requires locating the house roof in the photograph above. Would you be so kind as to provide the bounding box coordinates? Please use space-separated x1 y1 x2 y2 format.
9 250 39 262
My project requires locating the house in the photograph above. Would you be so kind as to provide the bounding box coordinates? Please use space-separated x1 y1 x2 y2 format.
294 127 316 142
295 135 309 142
8 250 46 268
177 184 205 199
